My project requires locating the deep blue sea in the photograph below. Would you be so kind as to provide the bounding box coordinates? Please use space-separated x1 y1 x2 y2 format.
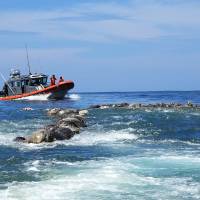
0 91 200 200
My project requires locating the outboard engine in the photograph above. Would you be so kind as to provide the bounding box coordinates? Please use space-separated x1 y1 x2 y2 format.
10 69 21 78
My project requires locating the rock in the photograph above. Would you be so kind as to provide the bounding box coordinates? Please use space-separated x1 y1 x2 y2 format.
57 109 79 118
57 117 87 128
15 106 89 144
175 103 182 108
52 126 75 140
187 101 193 108
128 104 136 108
26 125 76 143
79 109 88 116
47 108 79 118
47 108 61 116
27 129 46 144
89 105 101 109
59 124 80 134
14 136 27 142
135 104 142 108
118 103 129 107
43 125 57 142
88 102 200 111
72 115 87 127
161 103 166 108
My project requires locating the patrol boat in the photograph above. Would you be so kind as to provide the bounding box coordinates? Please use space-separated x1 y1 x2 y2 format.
0 69 74 100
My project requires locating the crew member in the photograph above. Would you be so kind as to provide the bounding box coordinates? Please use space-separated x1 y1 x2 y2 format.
59 76 64 83
50 75 57 86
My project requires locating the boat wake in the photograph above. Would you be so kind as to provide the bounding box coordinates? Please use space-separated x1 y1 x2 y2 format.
67 93 81 100
15 94 51 101
14 93 80 101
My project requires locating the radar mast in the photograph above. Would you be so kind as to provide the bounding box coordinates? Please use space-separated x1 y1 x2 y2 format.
25 44 31 75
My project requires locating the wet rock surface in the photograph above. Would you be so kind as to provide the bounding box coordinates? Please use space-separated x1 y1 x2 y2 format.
15 108 88 144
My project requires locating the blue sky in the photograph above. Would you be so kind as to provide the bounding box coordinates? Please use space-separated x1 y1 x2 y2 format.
0 0 200 92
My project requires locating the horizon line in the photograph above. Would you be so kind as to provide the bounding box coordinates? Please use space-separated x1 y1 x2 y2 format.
72 90 200 94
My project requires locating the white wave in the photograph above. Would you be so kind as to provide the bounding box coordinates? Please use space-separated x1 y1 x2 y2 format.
0 120 139 150
145 109 152 112
112 116 123 119
25 160 41 172
162 109 174 113
16 94 50 101
139 138 200 147
190 112 200 116
59 128 139 146
1 157 200 200
157 155 200 163
67 93 81 100
0 119 51 150
15 130 138 150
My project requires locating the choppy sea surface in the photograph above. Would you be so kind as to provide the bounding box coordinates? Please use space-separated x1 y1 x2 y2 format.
0 91 200 200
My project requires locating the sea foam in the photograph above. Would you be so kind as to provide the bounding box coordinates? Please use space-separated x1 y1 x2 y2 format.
2 156 200 200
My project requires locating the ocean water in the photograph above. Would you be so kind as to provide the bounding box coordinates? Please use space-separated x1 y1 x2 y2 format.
0 91 200 200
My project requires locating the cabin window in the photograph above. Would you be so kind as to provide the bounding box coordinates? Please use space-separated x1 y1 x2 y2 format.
14 81 21 87
30 78 40 86
42 77 47 84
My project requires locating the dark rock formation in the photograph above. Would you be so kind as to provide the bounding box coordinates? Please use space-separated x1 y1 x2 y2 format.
15 108 88 144
14 136 26 142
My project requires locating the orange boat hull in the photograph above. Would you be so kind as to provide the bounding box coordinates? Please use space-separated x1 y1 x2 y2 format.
0 81 74 100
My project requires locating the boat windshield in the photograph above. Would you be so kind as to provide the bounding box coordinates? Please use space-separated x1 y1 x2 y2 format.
30 77 47 86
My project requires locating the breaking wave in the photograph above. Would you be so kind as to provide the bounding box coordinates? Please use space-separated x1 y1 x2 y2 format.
58 128 139 146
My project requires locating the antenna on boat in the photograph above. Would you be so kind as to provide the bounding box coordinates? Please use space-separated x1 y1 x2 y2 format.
0 73 15 95
25 44 31 75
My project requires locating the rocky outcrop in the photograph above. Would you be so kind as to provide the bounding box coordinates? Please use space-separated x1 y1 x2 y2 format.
89 101 200 110
14 108 88 144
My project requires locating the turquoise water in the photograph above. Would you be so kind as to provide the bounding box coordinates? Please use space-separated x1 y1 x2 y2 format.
0 92 200 199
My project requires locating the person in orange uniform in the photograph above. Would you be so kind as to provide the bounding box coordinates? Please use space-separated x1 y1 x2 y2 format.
59 76 64 83
50 75 57 86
